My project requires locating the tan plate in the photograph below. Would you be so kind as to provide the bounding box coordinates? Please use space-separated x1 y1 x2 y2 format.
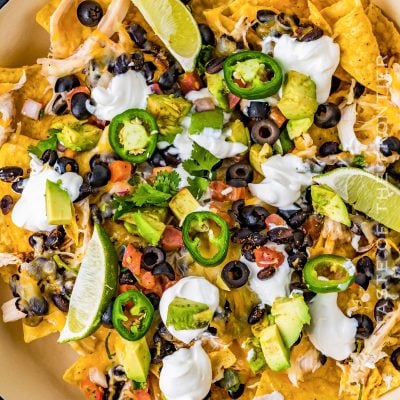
0 0 400 399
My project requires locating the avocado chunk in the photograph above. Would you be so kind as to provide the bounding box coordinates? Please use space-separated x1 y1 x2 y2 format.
45 179 72 225
287 116 314 139
277 71 318 120
249 143 272 175
51 115 102 152
146 94 191 135
206 72 229 111
244 337 267 374
273 128 294 155
117 336 151 383
189 109 224 134
169 188 200 223
166 297 213 330
259 324 291 372
271 295 311 348
227 120 251 147
311 184 351 227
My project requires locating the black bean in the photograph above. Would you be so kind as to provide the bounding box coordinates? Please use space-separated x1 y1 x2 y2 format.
0 195 13 215
248 304 266 325
288 252 307 270
205 57 226 74
293 230 305 248
113 53 131 75
247 232 269 247
257 9 276 23
158 323 175 342
28 296 49 316
374 298 394 322
296 25 323 42
54 157 79 174
314 103 341 129
75 183 94 202
0 166 23 182
380 137 400 157
247 102 270 120
391 348 400 371
222 261 250 289
319 354 327 365
149 150 167 167
230 199 245 223
276 13 299 31
207 326 217 335
131 52 144 71
146 292 160 311
142 61 156 82
251 119 280 145
11 178 26 194
241 243 255 262
119 269 137 285
330 76 341 95
77 0 103 27
28 233 46 251
41 149 58 166
267 227 294 244
228 384 245 399
152 261 175 281
240 205 269 230
87 164 110 187
89 204 103 225
158 69 177 90
286 210 308 229
355 273 369 290
52 293 69 312
128 24 147 46
198 24 215 46
101 299 114 327
227 163 253 184
142 40 161 55
353 82 365 99
356 256 374 278
257 266 276 280
54 75 80 93
160 146 181 167
71 92 92 120
319 141 341 157
52 94 68 115
141 246 165 270
44 227 66 249
353 314 374 339
231 228 253 244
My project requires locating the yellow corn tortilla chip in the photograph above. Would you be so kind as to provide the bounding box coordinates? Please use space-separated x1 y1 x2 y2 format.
308 0 333 35
0 67 26 95
208 347 237 381
321 0 356 27
366 3 400 59
333 3 382 93
35 0 62 33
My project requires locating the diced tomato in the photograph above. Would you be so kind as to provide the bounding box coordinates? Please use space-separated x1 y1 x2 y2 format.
109 161 132 183
134 389 152 400
88 115 107 129
119 284 138 293
209 181 247 202
122 244 142 276
269 107 287 128
254 247 285 268
66 86 90 110
228 93 241 110
178 71 203 94
140 271 157 290
161 226 183 251
109 181 133 196
63 148 76 158
150 82 162 94
80 378 103 400
265 214 287 230
210 204 235 228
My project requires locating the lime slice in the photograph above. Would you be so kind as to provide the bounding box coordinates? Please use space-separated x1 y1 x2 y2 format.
313 168 400 232
131 0 201 71
59 224 118 342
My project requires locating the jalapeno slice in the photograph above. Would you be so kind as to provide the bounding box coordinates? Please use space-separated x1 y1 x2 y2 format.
109 109 158 163
223 51 283 100
182 211 229 267
303 254 356 293
112 290 154 341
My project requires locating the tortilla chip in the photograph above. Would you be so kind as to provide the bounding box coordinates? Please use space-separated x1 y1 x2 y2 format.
0 67 26 96
366 3 400 60
333 3 382 93
321 0 356 27
35 0 62 33
308 0 332 35
208 347 237 381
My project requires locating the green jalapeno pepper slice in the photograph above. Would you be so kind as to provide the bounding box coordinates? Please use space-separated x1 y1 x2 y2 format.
223 51 283 100
182 211 229 267
109 109 158 163
303 254 356 293
112 289 154 341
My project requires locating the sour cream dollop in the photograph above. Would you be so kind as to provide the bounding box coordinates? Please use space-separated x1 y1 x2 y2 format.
272 35 340 103
91 70 151 121
248 154 314 209
306 293 358 361
159 276 219 343
240 244 292 306
12 165 82 232
159 341 212 400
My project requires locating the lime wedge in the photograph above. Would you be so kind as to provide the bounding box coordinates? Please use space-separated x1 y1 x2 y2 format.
59 224 118 342
313 168 400 232
131 0 201 71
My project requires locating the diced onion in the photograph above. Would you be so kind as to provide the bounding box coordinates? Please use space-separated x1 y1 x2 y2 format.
21 99 42 120
88 367 108 388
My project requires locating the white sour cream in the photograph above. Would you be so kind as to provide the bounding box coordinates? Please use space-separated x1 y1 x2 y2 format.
248 154 314 209
12 165 82 232
159 341 212 400
337 103 367 155
159 276 219 343
240 244 292 306
306 293 358 361
272 35 340 103
91 70 151 121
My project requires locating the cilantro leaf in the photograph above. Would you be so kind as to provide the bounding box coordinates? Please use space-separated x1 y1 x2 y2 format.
352 154 366 169
28 130 58 158
130 184 172 207
182 143 219 179
154 171 180 195
196 45 214 75
188 176 209 199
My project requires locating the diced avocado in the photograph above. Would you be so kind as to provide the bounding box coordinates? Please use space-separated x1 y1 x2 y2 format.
206 72 229 111
227 120 251 147
52 115 101 152
121 211 166 245
166 296 213 330
45 179 72 225
169 188 200 223
311 184 351 227
244 337 267 374
277 71 318 120
249 143 272 175
271 295 311 348
189 109 224 134
219 369 241 391
273 128 294 155
251 315 270 338
259 324 291 372
146 94 191 135
119 118 149 155
287 116 314 140
118 336 151 383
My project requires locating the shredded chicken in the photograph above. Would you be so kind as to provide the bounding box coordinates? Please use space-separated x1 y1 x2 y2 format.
1 298 26 323
38 0 131 77
287 347 322 387
0 252 24 268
